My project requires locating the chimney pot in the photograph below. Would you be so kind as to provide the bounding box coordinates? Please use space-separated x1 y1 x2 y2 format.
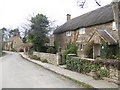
67 14 71 21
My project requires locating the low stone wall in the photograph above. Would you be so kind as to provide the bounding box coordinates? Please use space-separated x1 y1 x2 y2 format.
33 52 61 65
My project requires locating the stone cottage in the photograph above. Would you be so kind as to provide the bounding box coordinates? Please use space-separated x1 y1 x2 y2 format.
53 4 119 58
3 36 23 52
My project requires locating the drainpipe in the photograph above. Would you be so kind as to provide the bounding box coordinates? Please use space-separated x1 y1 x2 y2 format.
93 42 95 59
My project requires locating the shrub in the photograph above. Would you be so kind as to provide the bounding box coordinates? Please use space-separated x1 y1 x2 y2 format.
28 49 33 55
11 49 17 52
29 55 48 63
66 58 95 73
30 55 41 60
97 69 110 78
46 47 56 54
66 57 111 79
41 59 48 63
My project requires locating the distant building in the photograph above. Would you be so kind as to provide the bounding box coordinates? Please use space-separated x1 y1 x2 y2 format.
3 36 23 52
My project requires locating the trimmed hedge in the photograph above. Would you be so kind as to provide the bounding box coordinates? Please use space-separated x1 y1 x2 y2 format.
66 58 100 73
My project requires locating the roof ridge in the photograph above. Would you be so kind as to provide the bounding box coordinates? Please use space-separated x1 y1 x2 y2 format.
104 30 117 43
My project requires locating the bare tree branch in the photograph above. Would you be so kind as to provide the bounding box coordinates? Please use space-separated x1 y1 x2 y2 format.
77 0 101 8
94 0 101 6
77 0 86 8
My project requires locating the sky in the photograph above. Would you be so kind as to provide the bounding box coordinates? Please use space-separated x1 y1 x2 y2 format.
0 0 112 31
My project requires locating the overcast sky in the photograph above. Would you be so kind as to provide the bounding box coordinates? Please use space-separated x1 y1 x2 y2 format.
0 0 112 30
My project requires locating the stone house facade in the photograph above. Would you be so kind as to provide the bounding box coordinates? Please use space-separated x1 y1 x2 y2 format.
3 36 24 52
54 4 119 58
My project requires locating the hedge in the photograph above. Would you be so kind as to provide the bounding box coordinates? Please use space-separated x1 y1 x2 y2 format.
66 57 120 78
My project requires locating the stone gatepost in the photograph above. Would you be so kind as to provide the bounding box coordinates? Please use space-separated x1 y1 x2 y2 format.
56 52 62 65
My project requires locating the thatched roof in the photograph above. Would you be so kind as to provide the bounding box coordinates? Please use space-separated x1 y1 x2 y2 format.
97 30 117 45
54 4 114 34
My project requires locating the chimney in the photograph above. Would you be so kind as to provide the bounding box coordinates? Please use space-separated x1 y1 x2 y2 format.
112 0 120 46
112 0 119 28
67 14 71 21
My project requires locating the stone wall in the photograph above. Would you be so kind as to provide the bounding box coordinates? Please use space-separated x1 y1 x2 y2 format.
0 30 1 44
33 52 61 65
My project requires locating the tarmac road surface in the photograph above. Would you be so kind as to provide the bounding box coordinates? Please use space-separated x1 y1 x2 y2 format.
1 51 82 88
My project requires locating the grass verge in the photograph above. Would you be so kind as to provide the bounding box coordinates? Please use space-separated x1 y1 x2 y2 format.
63 75 95 88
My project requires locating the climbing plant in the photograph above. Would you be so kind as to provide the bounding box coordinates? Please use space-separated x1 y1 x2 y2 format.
100 42 119 59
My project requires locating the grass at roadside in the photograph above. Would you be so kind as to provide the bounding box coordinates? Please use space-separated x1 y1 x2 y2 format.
63 75 95 88
0 52 2 57
0 52 6 57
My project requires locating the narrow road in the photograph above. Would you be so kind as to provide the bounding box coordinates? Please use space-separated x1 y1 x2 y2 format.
1 51 82 88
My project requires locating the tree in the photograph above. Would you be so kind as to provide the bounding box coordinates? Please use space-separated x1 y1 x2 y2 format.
28 14 49 52
1 27 9 41
9 28 20 37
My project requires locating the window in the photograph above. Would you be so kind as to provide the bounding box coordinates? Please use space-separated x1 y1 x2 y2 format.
66 31 71 36
79 28 85 34
78 44 84 51
112 22 117 30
